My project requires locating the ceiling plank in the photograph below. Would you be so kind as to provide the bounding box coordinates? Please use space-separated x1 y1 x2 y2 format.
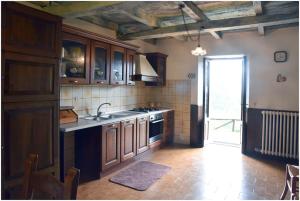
253 1 263 15
42 2 122 18
182 1 222 40
119 10 158 27
118 13 298 40
79 16 118 31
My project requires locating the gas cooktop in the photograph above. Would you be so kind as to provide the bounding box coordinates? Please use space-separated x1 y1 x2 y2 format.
130 107 160 113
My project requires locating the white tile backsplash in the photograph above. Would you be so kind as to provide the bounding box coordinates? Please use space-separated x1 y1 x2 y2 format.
60 80 192 145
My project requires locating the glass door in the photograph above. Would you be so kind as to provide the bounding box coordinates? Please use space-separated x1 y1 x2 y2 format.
91 41 110 84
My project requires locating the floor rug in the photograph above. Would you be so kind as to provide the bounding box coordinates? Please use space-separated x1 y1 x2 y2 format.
109 161 171 191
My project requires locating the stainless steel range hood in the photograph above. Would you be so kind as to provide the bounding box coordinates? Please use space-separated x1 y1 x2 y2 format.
131 54 159 82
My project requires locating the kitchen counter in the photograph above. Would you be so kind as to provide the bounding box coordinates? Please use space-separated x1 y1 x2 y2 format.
60 108 173 133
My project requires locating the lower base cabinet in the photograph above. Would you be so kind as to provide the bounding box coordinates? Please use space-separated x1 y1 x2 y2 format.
136 116 150 154
120 119 136 162
101 122 121 171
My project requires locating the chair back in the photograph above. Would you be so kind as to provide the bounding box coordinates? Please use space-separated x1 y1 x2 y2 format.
22 154 80 199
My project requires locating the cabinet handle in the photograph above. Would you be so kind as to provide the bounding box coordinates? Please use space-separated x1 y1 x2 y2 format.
97 81 104 84
69 80 78 83
115 82 119 84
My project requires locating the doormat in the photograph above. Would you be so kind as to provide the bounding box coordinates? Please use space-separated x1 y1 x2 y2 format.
109 161 171 191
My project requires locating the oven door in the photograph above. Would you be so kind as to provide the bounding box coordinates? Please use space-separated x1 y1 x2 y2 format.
149 119 164 143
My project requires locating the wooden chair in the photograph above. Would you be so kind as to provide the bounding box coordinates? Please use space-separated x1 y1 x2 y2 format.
22 154 80 199
280 164 299 200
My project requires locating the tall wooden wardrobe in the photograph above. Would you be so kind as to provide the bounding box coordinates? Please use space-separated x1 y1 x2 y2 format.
1 2 61 198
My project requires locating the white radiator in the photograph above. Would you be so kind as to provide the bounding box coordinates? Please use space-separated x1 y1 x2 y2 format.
261 111 299 159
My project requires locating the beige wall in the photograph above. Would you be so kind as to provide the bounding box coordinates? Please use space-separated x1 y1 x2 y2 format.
157 27 299 111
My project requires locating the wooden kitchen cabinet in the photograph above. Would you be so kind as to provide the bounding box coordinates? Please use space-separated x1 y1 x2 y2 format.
126 49 136 86
2 3 61 199
2 101 59 181
2 2 61 58
90 40 110 85
120 119 136 162
2 52 59 103
162 111 175 145
110 45 126 85
136 116 150 154
145 53 168 86
101 122 121 171
60 32 90 84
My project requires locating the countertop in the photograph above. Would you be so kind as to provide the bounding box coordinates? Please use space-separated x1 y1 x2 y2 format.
60 108 173 133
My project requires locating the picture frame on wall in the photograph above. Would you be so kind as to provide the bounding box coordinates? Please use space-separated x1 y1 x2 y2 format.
274 51 288 62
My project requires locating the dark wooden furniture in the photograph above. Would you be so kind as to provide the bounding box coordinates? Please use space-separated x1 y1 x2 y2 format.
90 41 110 85
60 32 90 84
22 154 80 200
2 2 61 199
145 53 168 86
101 122 121 171
280 164 299 200
60 25 138 85
110 45 126 85
120 119 137 162
162 110 175 145
2 2 61 58
136 116 150 154
126 49 136 86
2 52 59 103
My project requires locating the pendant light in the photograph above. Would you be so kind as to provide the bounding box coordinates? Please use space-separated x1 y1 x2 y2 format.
179 4 207 56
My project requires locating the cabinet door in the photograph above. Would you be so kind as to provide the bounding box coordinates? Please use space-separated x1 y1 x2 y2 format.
136 116 149 154
126 49 136 86
2 52 59 103
2 2 62 58
2 101 59 182
162 111 174 145
101 122 120 171
120 119 136 161
110 46 126 85
60 32 90 84
90 41 110 85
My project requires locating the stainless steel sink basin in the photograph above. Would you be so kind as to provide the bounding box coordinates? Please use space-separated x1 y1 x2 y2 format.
82 111 142 121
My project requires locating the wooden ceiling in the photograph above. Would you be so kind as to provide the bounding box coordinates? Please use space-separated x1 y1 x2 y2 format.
30 1 299 41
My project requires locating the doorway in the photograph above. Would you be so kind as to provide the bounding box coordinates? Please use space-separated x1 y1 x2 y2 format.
203 56 247 148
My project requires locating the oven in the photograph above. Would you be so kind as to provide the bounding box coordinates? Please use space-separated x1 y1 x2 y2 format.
149 113 164 144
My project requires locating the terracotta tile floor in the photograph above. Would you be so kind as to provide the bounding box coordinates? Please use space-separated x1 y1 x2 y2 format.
77 144 288 200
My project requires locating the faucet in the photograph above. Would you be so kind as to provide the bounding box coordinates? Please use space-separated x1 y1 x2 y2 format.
97 102 111 117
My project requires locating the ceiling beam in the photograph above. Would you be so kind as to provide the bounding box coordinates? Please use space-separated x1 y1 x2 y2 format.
182 1 222 40
253 1 263 15
258 25 265 35
118 13 298 40
208 31 223 39
42 2 122 18
182 1 209 21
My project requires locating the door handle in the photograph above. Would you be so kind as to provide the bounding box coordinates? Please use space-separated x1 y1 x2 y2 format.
151 119 164 124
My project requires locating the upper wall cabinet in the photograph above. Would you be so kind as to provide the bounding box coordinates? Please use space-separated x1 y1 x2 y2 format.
145 53 168 87
111 46 126 85
60 32 90 84
60 25 138 85
126 49 136 86
90 41 110 85
2 2 61 58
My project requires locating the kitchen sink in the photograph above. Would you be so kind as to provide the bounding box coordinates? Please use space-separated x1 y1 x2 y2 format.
82 111 143 121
